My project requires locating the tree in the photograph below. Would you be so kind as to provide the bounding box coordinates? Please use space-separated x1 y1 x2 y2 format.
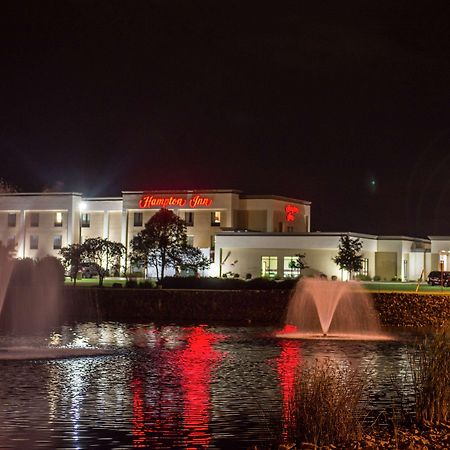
130 208 205 281
176 245 210 276
82 238 126 287
0 178 17 193
59 243 85 286
332 235 363 280
288 253 308 275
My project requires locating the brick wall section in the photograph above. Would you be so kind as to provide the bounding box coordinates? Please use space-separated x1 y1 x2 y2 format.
61 288 450 328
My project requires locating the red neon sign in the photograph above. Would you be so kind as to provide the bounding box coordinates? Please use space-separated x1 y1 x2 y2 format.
285 204 299 222
139 194 213 209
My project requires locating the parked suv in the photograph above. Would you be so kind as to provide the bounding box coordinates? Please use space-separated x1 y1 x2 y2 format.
427 271 450 287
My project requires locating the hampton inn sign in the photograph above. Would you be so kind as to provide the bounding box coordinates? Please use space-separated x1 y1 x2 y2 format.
138 194 214 209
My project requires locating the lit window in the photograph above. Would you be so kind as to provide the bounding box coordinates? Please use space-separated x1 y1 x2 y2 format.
361 258 369 276
133 212 143 227
7 213 16 228
30 235 39 250
81 213 90 228
185 212 194 226
53 235 62 250
30 213 39 227
283 256 301 278
55 212 63 227
261 256 278 278
211 211 221 226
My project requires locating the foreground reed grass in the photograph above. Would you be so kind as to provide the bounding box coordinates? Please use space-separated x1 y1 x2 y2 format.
410 326 450 424
289 358 371 447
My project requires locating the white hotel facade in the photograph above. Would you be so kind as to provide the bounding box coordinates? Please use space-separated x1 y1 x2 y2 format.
0 189 448 281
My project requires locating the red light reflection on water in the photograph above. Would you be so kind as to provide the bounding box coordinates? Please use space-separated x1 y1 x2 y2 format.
178 326 225 448
276 336 301 442
130 325 225 449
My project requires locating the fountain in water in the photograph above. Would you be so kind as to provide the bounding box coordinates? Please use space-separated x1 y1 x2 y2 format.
278 277 392 340
0 249 111 360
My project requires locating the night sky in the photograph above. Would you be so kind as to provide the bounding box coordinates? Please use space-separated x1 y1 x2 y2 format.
1 1 450 237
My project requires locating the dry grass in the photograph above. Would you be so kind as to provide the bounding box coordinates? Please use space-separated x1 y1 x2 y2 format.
290 358 371 447
410 326 450 424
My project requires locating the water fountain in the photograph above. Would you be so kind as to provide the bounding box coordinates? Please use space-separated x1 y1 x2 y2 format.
278 277 392 340
0 250 111 360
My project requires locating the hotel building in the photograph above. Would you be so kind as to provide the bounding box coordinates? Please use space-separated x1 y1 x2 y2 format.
0 190 447 281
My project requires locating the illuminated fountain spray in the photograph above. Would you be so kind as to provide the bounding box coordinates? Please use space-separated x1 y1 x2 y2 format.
280 277 391 340
0 251 111 360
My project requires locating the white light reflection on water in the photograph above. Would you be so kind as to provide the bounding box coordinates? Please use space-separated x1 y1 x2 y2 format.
0 323 422 449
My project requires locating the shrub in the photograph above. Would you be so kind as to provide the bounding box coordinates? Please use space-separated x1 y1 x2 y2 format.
356 274 372 281
410 326 450 424
373 275 381 281
125 279 138 288
139 280 156 289
290 358 371 446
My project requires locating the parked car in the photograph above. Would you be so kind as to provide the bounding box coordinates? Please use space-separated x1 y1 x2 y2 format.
427 271 450 286
80 262 98 279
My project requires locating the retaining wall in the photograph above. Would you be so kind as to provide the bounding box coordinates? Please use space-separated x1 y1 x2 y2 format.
60 288 450 328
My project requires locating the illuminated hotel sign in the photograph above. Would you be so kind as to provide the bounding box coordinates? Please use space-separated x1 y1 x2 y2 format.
139 194 213 209
285 204 299 222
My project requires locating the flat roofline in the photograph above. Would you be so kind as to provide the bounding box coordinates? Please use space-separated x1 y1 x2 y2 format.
122 189 242 195
0 192 83 197
216 231 431 242
428 236 450 240
240 194 311 205
83 197 123 201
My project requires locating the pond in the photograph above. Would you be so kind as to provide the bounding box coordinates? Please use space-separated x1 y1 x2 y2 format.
0 323 421 449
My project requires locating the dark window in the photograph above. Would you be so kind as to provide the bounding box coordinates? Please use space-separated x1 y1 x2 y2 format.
287 226 294 232
53 235 62 250
134 212 143 227
7 213 16 227
278 222 283 232
30 235 39 250
30 213 39 227
81 213 90 228
185 212 194 226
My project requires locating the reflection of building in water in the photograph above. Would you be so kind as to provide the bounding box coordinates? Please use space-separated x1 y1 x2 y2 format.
130 325 224 448
1 189 447 280
276 339 301 443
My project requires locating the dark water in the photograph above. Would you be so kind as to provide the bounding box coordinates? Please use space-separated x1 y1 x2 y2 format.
0 323 420 449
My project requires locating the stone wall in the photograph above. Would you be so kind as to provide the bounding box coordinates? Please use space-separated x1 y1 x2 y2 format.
61 288 450 328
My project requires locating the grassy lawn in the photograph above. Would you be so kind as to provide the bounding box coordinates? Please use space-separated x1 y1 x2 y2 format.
65 277 450 293
64 277 126 287
363 282 450 293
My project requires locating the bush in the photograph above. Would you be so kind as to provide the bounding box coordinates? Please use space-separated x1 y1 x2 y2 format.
410 326 450 424
139 280 156 289
125 279 138 288
356 274 372 281
373 275 381 281
159 276 299 290
291 359 371 446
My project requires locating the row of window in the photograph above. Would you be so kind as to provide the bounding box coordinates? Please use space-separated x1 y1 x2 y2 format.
5 211 222 229
5 212 64 228
261 256 301 278
131 211 222 228
5 235 63 251
261 256 370 278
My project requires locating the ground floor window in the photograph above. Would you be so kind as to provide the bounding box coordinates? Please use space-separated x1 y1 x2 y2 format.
261 256 277 278
361 258 369 276
283 256 301 278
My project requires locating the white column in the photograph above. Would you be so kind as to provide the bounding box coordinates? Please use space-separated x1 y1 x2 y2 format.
17 210 26 258
103 211 110 239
